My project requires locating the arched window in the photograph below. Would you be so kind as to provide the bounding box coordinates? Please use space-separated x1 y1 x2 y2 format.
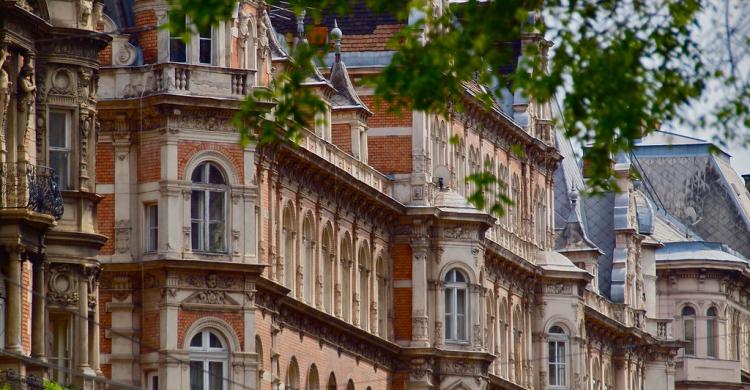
346 379 355 390
326 373 337 390
512 307 523 382
306 364 319 390
189 329 228 390
547 325 567 388
191 162 227 253
376 256 387 338
341 234 352 321
302 215 314 304
511 174 520 235
255 336 264 390
358 244 371 329
682 306 696 356
285 358 300 390
591 359 601 390
499 298 508 379
282 206 295 290
322 226 333 314
707 307 718 358
444 268 468 342
603 363 612 390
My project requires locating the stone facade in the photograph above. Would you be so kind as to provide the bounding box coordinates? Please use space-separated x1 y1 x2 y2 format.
0 0 109 389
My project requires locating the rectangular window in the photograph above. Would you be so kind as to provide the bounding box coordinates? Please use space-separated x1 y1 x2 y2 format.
48 111 71 190
707 319 716 357
169 16 187 63
199 26 212 64
145 204 158 252
49 314 72 385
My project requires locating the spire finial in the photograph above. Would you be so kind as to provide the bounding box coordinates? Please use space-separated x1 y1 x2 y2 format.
295 9 306 43
569 183 579 207
330 19 343 60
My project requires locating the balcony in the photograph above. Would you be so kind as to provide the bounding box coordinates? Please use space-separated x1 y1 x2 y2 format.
98 62 257 100
296 129 393 196
0 162 64 220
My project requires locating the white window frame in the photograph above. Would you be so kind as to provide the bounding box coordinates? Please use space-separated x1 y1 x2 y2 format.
190 163 227 253
146 371 159 390
145 203 159 252
189 329 228 390
707 307 718 358
48 110 71 190
547 325 568 388
444 268 469 343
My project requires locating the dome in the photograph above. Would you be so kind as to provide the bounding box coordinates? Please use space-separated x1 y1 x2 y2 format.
433 189 477 213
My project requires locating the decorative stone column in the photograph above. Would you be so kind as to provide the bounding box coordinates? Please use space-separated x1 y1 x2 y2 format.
78 267 90 371
6 248 23 353
411 224 429 347
31 257 46 361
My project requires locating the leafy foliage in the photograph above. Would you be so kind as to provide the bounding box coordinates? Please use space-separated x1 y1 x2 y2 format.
165 0 748 213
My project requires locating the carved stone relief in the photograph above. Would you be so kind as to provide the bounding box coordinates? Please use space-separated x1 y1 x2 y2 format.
48 264 79 306
114 220 131 254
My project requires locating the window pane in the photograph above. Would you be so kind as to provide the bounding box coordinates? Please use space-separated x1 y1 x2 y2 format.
444 289 452 315
209 333 222 348
147 204 158 252
192 165 205 183
209 222 225 252
199 39 212 64
48 112 67 147
49 151 69 190
209 192 223 220
549 365 556 386
457 289 465 316
208 165 224 184
190 361 204 390
685 319 694 355
192 222 201 251
170 38 187 63
209 362 222 390
707 319 715 357
190 333 202 348
192 190 205 218
548 342 555 363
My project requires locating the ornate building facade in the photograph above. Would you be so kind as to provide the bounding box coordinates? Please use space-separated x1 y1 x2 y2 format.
0 0 109 389
3 1 750 390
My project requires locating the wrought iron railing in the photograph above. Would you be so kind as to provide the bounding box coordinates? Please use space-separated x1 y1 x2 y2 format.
0 162 64 220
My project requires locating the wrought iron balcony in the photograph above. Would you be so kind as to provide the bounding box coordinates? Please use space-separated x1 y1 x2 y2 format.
0 162 64 220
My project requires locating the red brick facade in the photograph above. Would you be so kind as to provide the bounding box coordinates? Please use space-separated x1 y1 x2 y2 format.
177 310 245 350
97 194 115 255
137 139 161 182
96 143 114 184
332 123 352 154
135 9 158 64
368 135 412 174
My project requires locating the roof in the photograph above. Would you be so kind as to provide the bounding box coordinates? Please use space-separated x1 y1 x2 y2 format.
656 241 748 264
432 189 478 214
535 250 590 276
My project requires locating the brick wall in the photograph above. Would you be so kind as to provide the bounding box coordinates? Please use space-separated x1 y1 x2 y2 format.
255 312 391 390
368 135 412 174
21 261 31 354
96 143 114 184
98 43 112 66
141 310 161 352
341 24 404 52
360 96 412 128
178 310 245 350
177 141 245 184
332 123 352 154
135 9 158 64
391 244 411 341
97 194 114 255
99 291 112 354
137 139 161 182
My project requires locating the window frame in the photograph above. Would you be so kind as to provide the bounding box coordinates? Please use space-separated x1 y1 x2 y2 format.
188 329 228 390
169 15 188 63
190 162 228 254
48 110 72 190
547 325 568 388
198 25 214 65
706 307 718 358
682 305 696 356
444 268 469 343
145 203 159 253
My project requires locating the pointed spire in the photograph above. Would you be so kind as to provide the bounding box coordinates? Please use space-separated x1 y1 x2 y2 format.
330 19 343 61
567 183 580 224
